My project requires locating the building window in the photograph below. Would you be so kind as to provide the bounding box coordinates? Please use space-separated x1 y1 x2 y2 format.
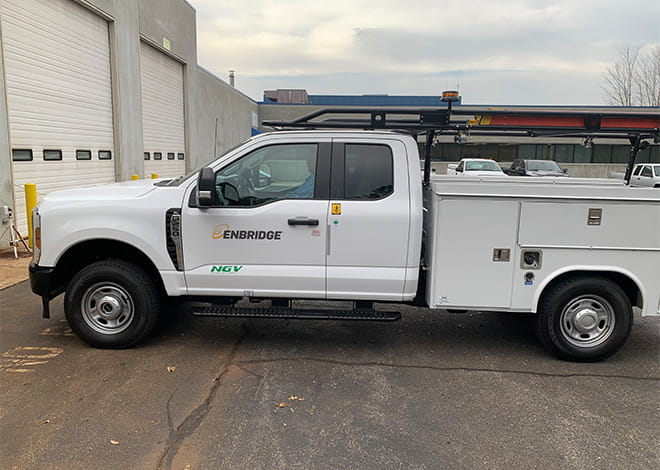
177 153 185 160
154 152 162 160
98 150 112 160
76 150 92 160
12 149 33 161
144 152 150 160
43 149 62 161
167 152 175 160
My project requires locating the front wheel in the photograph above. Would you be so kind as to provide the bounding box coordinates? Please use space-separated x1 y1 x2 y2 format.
64 260 161 349
537 277 632 362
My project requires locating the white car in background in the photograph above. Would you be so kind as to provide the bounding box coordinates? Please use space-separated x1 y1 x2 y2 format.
629 163 660 188
447 158 506 176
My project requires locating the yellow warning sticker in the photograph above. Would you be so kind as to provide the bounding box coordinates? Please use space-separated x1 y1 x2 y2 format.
331 203 342 215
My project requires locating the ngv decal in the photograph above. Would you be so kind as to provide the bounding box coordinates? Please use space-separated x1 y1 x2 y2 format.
210 265 244 273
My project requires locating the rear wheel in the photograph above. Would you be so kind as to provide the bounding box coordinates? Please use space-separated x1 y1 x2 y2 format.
537 277 632 362
64 260 160 348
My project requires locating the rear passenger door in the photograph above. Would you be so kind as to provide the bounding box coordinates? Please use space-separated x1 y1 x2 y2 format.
638 165 654 187
325 138 411 301
630 165 645 186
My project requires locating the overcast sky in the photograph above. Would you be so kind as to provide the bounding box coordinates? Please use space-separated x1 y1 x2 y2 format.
192 0 660 105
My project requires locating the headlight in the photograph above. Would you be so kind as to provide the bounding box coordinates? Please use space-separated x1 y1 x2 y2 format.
32 208 41 264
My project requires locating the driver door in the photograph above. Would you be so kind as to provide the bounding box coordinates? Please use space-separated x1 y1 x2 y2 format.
182 140 331 298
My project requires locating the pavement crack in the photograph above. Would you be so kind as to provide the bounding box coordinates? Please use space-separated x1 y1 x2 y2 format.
236 357 659 382
156 326 249 470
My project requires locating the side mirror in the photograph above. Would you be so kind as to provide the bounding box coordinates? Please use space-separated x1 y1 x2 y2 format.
197 167 217 207
562 168 569 174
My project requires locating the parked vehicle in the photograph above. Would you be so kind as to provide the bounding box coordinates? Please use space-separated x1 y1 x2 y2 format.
629 163 660 188
29 107 660 362
447 158 506 176
504 159 569 177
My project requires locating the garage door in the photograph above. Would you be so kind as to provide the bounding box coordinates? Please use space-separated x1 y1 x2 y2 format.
1 0 115 233
140 42 186 179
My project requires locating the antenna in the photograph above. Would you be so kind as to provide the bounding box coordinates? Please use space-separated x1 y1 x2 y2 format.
213 117 219 157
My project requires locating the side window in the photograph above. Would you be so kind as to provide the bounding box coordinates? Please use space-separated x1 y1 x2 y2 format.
632 165 643 176
215 143 318 207
641 166 653 177
344 144 393 199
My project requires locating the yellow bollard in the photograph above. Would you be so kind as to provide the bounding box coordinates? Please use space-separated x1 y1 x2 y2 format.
131 174 139 181
24 183 38 249
151 173 158 179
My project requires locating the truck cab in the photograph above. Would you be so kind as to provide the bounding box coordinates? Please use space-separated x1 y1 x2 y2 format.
629 163 660 188
181 131 423 302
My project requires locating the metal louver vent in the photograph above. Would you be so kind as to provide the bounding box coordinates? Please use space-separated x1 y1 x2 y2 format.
165 208 183 270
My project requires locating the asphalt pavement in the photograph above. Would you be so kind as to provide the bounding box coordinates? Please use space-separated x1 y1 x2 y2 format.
1 281 658 470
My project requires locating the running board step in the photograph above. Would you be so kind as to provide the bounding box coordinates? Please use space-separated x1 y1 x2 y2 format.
191 306 401 322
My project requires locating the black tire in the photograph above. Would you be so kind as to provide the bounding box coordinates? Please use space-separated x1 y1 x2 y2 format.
537 276 632 362
64 260 161 349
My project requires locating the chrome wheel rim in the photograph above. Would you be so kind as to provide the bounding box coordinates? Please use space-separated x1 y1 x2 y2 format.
81 282 134 335
559 295 615 348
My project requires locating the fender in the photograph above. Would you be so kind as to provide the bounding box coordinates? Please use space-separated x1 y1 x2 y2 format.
532 265 645 313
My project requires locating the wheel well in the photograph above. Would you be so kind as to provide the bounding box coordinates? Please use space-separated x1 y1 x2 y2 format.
539 270 642 310
52 239 165 297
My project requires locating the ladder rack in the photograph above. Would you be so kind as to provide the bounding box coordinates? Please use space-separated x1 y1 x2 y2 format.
262 106 659 184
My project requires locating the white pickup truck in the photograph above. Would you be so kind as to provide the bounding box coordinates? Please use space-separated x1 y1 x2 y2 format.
29 109 660 362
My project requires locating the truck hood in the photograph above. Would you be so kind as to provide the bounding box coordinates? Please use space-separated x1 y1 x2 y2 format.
40 179 160 203
464 171 506 177
527 170 569 177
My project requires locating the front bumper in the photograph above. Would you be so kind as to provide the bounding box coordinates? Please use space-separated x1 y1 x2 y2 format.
29 263 57 318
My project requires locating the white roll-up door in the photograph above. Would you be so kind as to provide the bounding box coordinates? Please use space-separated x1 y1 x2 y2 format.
140 42 186 179
1 0 115 232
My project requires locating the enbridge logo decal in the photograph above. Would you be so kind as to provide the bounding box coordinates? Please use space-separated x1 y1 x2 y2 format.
212 224 230 239
211 224 282 241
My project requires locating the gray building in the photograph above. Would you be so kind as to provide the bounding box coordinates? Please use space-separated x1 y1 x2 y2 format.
0 0 257 249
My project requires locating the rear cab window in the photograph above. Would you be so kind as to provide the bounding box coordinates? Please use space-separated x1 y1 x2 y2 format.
640 166 653 177
344 144 393 199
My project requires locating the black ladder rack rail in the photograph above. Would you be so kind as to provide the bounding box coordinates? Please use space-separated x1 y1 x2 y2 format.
262 107 660 184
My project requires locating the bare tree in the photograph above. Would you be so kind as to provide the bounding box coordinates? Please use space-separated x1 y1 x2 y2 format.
636 46 660 106
602 45 660 106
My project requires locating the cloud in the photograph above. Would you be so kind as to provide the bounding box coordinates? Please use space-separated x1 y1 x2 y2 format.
191 0 660 104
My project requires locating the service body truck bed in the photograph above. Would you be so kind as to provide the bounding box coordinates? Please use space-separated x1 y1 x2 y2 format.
425 177 660 315
29 108 660 361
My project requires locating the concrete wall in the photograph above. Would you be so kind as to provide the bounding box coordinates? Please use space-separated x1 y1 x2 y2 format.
0 21 13 249
189 67 258 169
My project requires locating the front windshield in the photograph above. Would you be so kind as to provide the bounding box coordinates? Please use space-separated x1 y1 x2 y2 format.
527 160 561 172
465 160 501 171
